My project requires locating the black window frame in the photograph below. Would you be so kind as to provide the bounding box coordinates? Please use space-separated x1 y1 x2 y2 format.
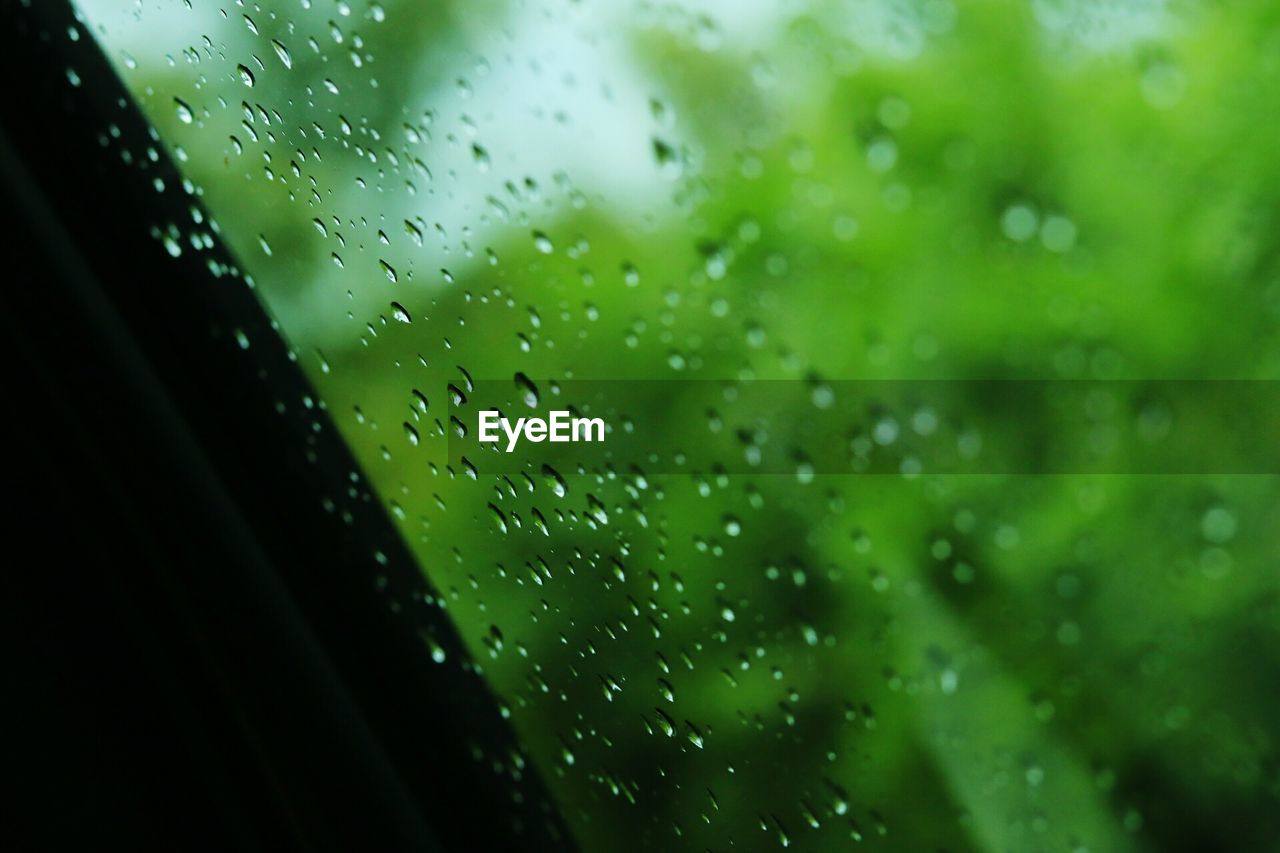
1 2 572 849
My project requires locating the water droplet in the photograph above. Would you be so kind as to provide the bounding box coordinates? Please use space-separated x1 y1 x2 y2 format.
1001 203 1038 242
541 464 567 498
489 503 508 534
271 39 293 69
622 261 639 287
653 137 681 178
515 372 539 408
403 220 424 247
1201 506 1237 543
1040 214 1077 253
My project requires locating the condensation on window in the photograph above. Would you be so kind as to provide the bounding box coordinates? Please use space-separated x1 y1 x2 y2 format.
70 1 1280 850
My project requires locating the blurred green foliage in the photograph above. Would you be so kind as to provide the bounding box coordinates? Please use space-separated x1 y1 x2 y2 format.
80 0 1280 849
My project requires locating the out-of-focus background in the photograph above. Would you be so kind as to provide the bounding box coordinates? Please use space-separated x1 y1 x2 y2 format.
76 0 1280 849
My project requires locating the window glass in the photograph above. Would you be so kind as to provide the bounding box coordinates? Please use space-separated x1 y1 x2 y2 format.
73 1 1280 849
